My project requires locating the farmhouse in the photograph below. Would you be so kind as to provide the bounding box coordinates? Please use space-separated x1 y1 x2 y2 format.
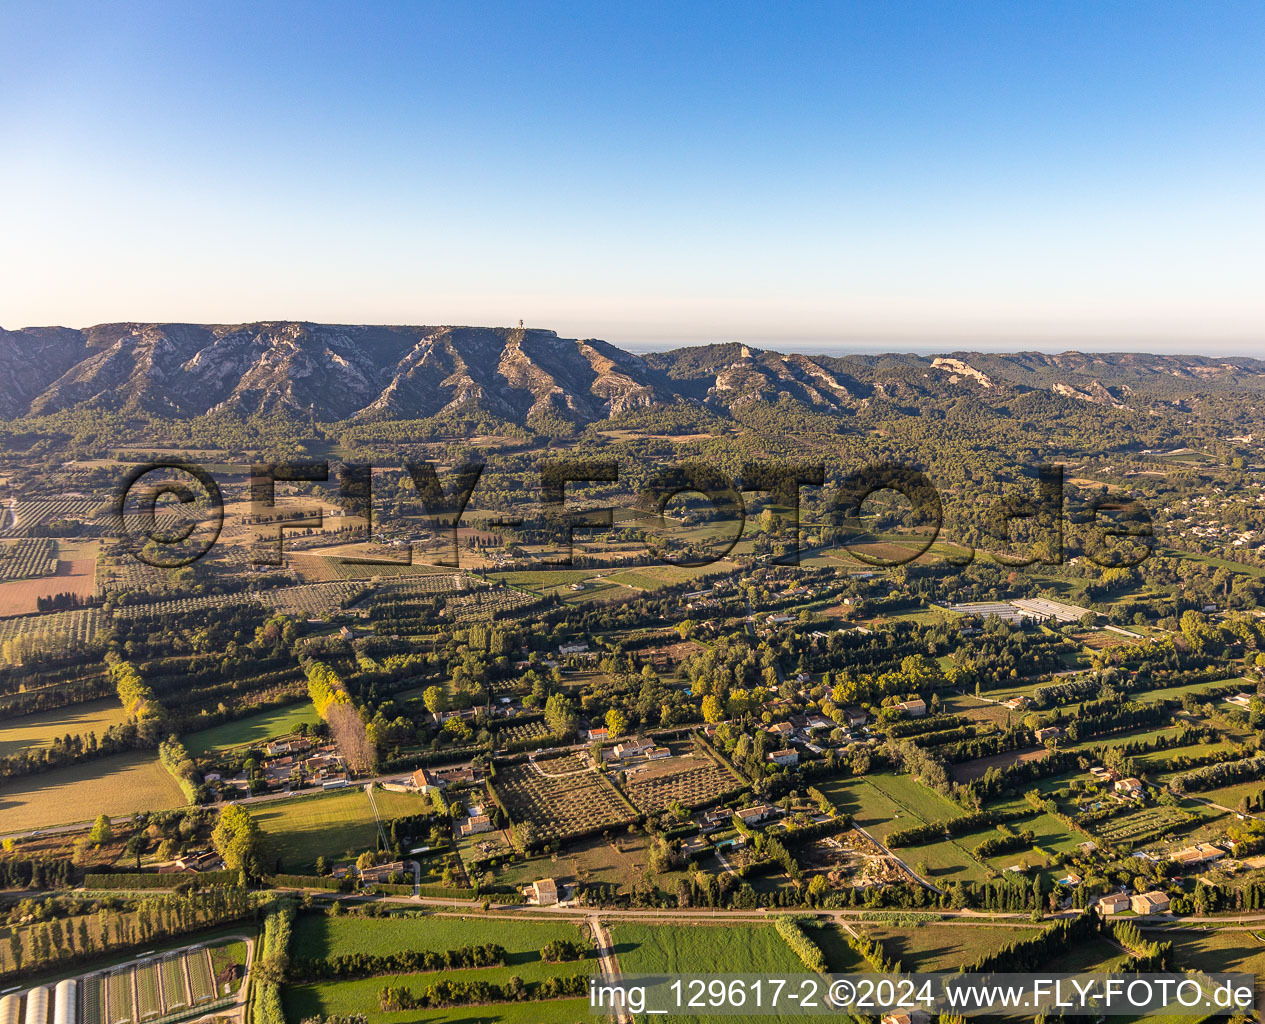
736 804 776 825
894 698 926 717
1226 693 1255 710
532 878 559 906
1097 892 1131 914
458 813 494 838
1114 777 1144 799
646 746 671 760
359 860 406 884
1034 726 1063 742
697 809 731 833
613 737 654 760
558 642 589 655
766 722 795 738
1003 696 1032 711
585 726 609 742
842 706 868 727
173 850 222 872
1170 843 1225 867
411 768 449 794
767 749 799 766
1131 890 1170 914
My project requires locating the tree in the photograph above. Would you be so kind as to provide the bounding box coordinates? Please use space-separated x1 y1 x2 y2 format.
544 693 578 736
123 833 146 869
89 814 113 846
605 708 628 739
701 694 724 724
511 820 538 854
211 805 263 874
422 685 447 714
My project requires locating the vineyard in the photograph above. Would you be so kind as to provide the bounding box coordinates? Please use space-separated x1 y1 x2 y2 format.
492 761 637 842
0 538 58 580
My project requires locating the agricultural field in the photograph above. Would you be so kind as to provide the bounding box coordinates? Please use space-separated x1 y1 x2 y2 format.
859 772 964 831
491 761 637 843
611 921 806 974
470 832 658 893
261 581 372 616
0 696 128 757
80 944 233 1024
863 921 1044 971
0 751 186 832
252 786 430 872
622 750 746 814
183 702 319 756
609 922 809 1024
496 717 553 748
285 912 595 1024
814 773 1077 882
0 499 108 537
1168 928 1265 976
446 587 538 622
0 543 97 617
0 538 57 580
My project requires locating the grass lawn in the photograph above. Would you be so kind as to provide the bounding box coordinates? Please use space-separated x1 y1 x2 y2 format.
253 787 431 872
0 697 128 757
0 751 186 831
284 912 595 1024
183 702 320 756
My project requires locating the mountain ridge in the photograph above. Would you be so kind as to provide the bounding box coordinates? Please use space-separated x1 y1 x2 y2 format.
2 321 1264 425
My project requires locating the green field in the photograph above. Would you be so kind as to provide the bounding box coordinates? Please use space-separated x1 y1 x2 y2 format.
814 773 991 881
864 922 1043 971
284 912 595 1024
609 923 808 1024
253 787 431 871
0 697 130 757
0 751 186 832
611 922 805 975
293 911 591 959
1168 928 1265 975
183 702 321 756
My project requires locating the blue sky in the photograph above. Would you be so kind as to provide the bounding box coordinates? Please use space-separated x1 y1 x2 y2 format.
2 1 1263 352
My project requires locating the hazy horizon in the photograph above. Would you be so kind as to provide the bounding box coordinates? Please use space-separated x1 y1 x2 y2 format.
4 318 1261 360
